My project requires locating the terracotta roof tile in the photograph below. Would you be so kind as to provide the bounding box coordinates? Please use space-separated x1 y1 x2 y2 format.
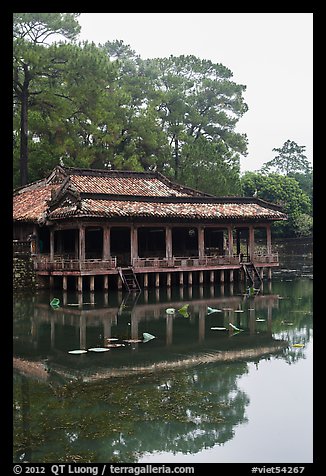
48 199 287 221
13 182 61 222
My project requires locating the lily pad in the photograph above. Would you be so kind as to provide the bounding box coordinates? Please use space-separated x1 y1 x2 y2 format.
178 304 189 317
68 349 87 354
50 298 60 307
88 347 110 352
143 332 156 343
229 322 243 332
105 343 125 348
166 308 176 314
207 307 222 315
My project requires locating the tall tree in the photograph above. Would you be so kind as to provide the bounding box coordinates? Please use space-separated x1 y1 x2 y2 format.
142 55 248 180
261 139 312 176
13 13 81 185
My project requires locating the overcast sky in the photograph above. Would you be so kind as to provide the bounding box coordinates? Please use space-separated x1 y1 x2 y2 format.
76 12 313 173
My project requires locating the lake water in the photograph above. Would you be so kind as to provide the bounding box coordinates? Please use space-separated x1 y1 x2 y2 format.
13 246 313 464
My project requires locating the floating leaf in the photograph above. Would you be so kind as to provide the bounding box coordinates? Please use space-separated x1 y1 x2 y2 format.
50 298 60 309
166 308 176 314
68 349 87 354
105 343 125 348
178 304 189 317
207 307 222 315
143 332 156 343
229 322 243 332
88 348 110 352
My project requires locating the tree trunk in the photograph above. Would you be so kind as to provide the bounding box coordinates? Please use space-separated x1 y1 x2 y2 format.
174 136 179 180
20 86 28 186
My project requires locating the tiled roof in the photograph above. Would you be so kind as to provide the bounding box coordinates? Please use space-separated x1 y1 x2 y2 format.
13 181 61 222
48 198 287 221
61 166 210 198
13 166 287 223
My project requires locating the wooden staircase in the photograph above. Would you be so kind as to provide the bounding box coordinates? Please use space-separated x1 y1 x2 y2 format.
242 262 262 286
118 267 141 292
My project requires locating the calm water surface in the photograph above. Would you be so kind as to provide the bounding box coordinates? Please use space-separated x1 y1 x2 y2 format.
13 273 313 463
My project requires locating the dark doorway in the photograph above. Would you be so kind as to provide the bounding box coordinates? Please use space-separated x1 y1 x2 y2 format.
111 227 131 266
85 227 103 259
204 228 225 255
172 228 198 256
138 227 165 258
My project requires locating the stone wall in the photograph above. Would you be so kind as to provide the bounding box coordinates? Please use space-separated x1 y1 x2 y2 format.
13 241 37 290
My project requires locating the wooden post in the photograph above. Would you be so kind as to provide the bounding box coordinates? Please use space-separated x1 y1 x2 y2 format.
268 267 272 280
249 225 255 261
166 272 171 287
188 271 193 285
143 273 148 288
117 275 123 290
49 276 54 289
166 314 173 346
63 275 67 292
230 269 234 282
90 275 95 292
77 276 83 293
155 273 160 288
198 227 205 258
79 225 85 262
103 275 109 292
198 307 205 343
103 226 111 260
266 224 272 255
165 226 172 259
260 268 264 280
79 315 86 349
228 225 234 256
210 270 214 283
179 272 184 286
130 226 138 265
220 270 225 283
199 270 204 284
50 229 54 261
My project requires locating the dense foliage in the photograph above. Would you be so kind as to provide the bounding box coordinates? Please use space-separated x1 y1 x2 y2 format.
13 14 312 237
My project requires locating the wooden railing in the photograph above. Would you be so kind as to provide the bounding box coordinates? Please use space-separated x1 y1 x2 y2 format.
132 255 241 268
35 255 117 271
34 252 278 272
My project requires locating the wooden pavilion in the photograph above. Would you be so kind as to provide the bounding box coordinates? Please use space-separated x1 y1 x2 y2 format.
13 166 287 291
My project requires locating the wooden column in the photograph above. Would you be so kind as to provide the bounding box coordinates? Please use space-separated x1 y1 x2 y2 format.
210 270 214 283
229 269 234 282
199 270 204 284
166 272 171 287
188 271 193 285
103 226 111 260
198 307 205 343
179 272 184 286
63 276 68 292
228 225 234 256
77 276 83 293
103 275 109 292
130 226 138 265
268 267 272 280
79 315 86 349
220 270 225 283
155 273 160 288
166 315 173 346
165 226 172 259
90 275 95 292
79 225 85 262
198 227 205 258
249 225 255 261
143 273 148 288
50 229 54 261
266 224 272 255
